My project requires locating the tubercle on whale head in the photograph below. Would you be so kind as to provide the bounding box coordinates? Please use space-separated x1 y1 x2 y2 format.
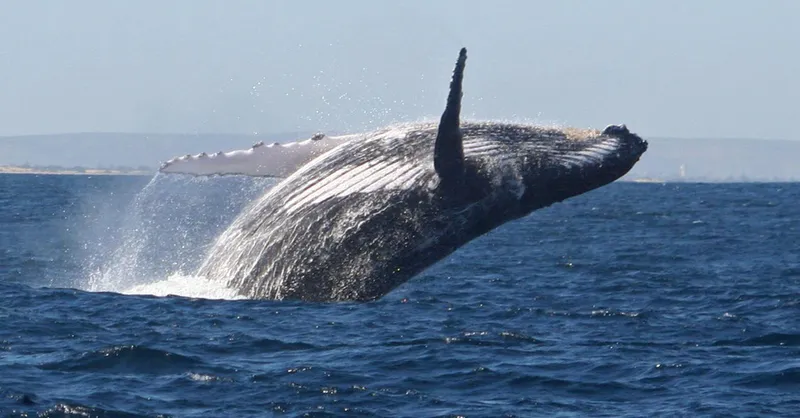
602 123 649 156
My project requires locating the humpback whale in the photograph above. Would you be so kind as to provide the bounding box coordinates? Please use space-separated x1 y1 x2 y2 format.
160 48 648 302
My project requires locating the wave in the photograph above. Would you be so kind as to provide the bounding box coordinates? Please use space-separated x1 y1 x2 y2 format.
712 332 800 347
9 402 152 418
39 345 204 375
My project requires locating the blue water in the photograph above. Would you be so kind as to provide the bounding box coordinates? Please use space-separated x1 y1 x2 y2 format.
1 174 798 417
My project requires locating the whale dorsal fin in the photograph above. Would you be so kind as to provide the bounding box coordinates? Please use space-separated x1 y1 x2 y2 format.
434 48 467 186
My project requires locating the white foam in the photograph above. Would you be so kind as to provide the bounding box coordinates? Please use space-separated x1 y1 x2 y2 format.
121 273 246 300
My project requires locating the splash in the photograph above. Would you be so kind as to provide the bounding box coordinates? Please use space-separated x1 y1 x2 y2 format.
81 173 275 299
120 273 246 300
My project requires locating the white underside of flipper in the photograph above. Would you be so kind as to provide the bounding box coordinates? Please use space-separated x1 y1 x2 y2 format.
159 134 360 178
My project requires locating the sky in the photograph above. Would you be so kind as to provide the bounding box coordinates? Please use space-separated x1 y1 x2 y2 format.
0 0 798 140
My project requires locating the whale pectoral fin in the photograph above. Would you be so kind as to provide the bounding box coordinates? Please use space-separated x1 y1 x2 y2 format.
434 47 467 185
159 134 354 177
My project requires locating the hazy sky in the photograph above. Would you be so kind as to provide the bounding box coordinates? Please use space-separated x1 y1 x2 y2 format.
1 1 798 139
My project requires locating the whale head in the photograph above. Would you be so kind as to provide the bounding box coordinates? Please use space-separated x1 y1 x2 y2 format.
431 49 647 221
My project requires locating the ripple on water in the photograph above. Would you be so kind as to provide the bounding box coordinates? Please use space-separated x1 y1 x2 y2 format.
39 345 205 375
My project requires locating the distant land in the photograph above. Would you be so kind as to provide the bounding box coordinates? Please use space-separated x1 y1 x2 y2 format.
0 165 150 176
1 132 798 182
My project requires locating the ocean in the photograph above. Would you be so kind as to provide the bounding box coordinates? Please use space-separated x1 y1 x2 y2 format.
1 173 798 417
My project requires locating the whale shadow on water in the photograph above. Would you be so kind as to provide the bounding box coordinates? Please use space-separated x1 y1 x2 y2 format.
157 47 648 302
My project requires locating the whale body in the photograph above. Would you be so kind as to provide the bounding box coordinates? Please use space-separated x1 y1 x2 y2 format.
160 48 648 302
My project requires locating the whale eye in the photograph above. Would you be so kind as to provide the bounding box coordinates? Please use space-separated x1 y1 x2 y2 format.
602 124 629 136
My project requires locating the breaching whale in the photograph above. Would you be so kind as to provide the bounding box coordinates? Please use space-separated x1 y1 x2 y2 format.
160 48 648 302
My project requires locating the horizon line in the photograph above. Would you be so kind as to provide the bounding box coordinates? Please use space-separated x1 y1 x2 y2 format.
0 130 796 143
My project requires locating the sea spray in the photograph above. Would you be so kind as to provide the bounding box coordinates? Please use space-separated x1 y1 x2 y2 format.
83 173 275 296
122 273 247 300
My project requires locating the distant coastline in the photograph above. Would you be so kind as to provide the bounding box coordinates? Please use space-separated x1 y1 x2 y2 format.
0 165 152 176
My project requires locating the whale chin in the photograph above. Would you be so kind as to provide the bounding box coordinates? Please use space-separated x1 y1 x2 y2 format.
157 48 648 302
